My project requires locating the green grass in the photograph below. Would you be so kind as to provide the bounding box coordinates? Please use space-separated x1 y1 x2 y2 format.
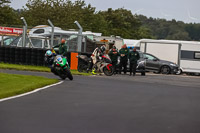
0 62 92 76
0 62 50 72
0 73 58 99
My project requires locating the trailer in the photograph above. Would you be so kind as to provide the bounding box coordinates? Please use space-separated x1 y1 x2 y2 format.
123 39 140 49
138 39 200 74
28 25 101 52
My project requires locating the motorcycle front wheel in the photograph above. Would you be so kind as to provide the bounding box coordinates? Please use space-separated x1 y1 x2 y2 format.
103 65 114 76
66 68 73 80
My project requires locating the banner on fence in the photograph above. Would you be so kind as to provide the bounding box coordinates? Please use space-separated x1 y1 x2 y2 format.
0 27 23 36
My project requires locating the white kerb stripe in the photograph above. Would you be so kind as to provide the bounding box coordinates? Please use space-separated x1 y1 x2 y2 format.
0 81 64 102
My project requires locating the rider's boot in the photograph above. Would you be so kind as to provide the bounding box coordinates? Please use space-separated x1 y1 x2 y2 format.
92 68 97 75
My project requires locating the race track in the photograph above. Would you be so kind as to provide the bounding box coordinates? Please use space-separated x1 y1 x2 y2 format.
0 70 200 133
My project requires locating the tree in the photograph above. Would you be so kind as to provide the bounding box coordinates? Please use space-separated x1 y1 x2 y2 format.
185 24 200 41
21 0 106 31
137 15 198 41
99 8 146 39
0 0 10 6
0 0 20 26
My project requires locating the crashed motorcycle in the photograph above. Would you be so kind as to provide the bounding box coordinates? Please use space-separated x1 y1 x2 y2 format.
77 54 114 76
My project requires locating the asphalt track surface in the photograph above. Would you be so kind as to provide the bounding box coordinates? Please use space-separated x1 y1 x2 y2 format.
0 69 200 133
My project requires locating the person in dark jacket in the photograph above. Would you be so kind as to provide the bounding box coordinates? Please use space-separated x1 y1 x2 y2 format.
53 39 67 56
52 39 70 68
119 44 129 74
108 45 119 74
129 47 140 76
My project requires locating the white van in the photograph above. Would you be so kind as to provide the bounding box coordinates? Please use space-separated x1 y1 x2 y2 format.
9 35 53 49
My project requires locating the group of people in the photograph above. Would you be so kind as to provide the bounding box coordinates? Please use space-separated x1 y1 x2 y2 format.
89 44 140 76
45 38 140 76
108 44 140 76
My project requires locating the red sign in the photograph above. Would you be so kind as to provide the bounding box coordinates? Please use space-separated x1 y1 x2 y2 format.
0 27 23 35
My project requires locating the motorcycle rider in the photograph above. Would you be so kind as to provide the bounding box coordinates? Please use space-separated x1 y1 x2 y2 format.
119 44 129 74
108 45 119 74
44 50 57 75
90 45 106 74
129 47 140 76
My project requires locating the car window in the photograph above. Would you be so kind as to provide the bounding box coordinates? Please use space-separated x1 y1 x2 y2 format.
139 52 143 58
144 54 157 60
10 37 20 46
3 37 17 46
31 38 42 48
3 38 13 46
33 29 45 34
44 39 48 48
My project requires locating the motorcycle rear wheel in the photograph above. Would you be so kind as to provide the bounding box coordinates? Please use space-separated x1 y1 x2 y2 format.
78 64 88 73
77 64 84 72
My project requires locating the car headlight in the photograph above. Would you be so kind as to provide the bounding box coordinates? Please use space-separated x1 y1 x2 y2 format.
170 63 177 67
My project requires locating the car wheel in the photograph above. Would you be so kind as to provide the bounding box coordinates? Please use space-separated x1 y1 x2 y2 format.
160 66 171 74
175 69 182 75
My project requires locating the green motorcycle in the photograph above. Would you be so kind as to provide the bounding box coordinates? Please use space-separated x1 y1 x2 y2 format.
53 55 73 80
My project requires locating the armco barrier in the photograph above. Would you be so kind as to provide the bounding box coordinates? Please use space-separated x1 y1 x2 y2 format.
0 47 5 62
0 46 71 66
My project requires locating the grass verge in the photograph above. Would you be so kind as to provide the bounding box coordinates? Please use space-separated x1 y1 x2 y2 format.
0 73 58 99
0 62 92 76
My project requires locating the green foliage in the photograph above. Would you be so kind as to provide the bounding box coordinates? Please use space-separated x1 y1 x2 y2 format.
185 24 200 41
0 0 20 26
138 15 200 41
0 0 10 6
99 8 143 39
1 0 200 40
21 0 103 30
0 62 92 76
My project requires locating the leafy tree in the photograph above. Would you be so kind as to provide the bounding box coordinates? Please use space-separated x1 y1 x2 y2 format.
0 0 10 6
137 15 198 41
185 24 200 41
0 0 20 26
2 0 199 41
99 8 149 39
20 0 107 32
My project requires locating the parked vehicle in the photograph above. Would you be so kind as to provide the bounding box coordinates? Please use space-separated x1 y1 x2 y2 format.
7 35 53 49
77 54 114 76
1 36 17 46
127 60 146 76
140 52 180 74
139 39 200 75
117 53 146 76
76 54 91 73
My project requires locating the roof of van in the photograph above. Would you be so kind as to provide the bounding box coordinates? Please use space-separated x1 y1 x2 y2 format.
123 39 140 46
140 39 200 44
29 25 102 36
